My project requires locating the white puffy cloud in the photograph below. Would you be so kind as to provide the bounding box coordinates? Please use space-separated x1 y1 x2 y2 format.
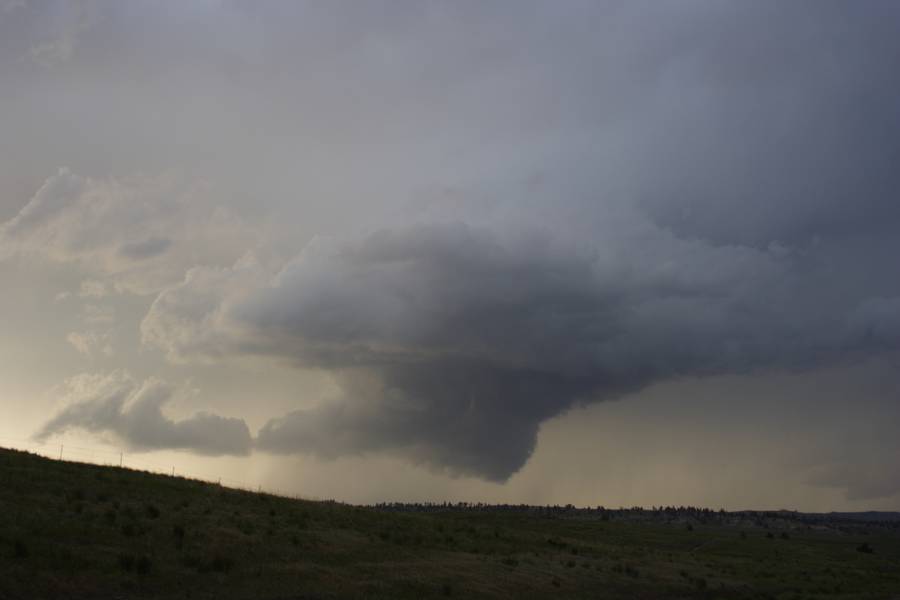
66 330 113 359
77 280 110 298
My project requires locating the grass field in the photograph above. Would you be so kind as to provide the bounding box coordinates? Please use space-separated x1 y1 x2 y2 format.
2 447 899 599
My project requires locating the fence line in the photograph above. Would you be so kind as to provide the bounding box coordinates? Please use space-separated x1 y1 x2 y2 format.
0 435 318 502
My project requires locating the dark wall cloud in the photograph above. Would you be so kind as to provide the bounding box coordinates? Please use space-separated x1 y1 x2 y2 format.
144 213 900 479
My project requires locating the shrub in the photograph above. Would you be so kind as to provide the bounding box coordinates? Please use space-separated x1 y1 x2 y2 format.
173 524 185 548
211 555 234 573
145 504 160 519
135 555 152 575
118 553 135 572
12 539 28 559
857 543 874 554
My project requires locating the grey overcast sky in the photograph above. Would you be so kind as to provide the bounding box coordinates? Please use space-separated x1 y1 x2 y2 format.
2 0 900 510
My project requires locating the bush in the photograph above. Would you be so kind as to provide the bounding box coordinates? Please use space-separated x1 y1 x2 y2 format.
135 555 152 575
211 555 234 573
173 524 185 548
12 539 27 559
118 553 135 572
145 504 160 519
857 543 874 554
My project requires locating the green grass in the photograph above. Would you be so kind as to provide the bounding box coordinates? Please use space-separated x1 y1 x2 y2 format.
2 447 900 599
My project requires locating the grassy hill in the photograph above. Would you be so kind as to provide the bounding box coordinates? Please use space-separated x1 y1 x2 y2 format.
2 447 900 599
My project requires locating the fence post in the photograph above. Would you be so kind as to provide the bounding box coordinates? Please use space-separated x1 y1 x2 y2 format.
58 444 63 460
119 452 123 468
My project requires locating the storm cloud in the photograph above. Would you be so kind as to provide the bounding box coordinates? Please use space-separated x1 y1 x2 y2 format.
35 372 252 456
5 2 900 490
142 211 900 479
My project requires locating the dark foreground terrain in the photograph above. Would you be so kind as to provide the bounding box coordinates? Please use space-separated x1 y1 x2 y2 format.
2 448 899 599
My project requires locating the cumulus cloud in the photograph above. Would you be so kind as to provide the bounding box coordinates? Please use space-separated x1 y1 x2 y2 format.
34 372 252 456
0 168 257 294
77 280 110 299
66 330 113 359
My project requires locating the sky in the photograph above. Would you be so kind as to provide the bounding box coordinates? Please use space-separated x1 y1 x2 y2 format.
2 0 900 511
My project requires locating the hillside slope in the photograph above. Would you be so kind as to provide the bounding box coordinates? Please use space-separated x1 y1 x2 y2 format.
1 447 899 599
